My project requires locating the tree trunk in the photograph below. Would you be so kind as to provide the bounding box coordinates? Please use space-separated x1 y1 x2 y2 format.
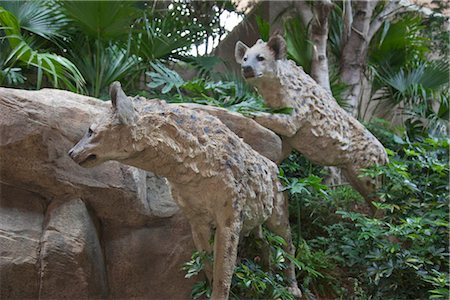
310 0 333 92
339 0 379 116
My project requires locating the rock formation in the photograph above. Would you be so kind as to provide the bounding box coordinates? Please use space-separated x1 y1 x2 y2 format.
0 86 282 299
68 82 300 299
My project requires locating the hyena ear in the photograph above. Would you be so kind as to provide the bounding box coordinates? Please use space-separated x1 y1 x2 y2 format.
235 41 249 64
110 81 137 125
267 34 287 60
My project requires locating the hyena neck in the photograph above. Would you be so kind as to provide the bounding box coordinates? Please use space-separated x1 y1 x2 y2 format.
256 60 319 109
253 76 288 109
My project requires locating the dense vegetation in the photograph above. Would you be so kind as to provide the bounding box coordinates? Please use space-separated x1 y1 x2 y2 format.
184 124 449 299
1 1 448 299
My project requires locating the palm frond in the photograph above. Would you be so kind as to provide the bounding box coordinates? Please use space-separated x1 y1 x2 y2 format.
61 1 138 40
69 43 140 98
255 15 270 42
182 55 224 79
146 61 184 95
369 14 429 73
284 17 313 74
130 9 204 61
0 7 84 91
0 0 68 41
328 3 344 61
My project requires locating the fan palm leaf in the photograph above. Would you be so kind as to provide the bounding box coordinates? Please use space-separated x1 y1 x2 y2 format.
0 7 84 91
0 0 68 41
69 42 140 98
60 1 138 41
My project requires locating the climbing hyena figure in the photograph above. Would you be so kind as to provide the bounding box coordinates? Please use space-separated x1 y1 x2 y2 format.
68 82 301 299
235 36 388 212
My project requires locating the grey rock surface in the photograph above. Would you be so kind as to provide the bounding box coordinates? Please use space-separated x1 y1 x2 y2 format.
0 87 193 299
38 198 108 299
0 87 281 299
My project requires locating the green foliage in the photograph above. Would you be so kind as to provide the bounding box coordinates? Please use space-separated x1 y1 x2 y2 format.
369 15 429 74
255 15 270 42
366 13 449 134
181 55 224 79
147 61 184 95
284 17 312 75
145 62 293 116
183 229 299 300
0 0 233 96
61 1 138 41
0 5 84 91
279 122 449 299
0 0 68 41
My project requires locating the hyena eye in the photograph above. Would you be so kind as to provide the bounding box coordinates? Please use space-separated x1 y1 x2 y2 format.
257 55 265 62
243 57 248 62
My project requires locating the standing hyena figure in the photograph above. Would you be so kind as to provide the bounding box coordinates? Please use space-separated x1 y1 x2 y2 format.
235 36 388 212
68 82 301 299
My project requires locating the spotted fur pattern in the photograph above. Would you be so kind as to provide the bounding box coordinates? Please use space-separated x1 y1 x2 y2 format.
236 37 388 210
68 82 301 299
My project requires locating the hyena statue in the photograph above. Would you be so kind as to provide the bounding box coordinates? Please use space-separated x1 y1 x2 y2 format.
68 82 301 299
235 35 388 213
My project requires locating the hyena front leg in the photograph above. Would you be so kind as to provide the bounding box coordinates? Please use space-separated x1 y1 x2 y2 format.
190 222 214 282
266 191 302 299
211 214 241 300
253 113 299 137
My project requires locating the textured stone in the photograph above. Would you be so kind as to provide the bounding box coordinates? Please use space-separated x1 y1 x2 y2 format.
0 88 155 225
38 198 108 299
0 87 194 299
104 213 195 300
0 85 297 299
0 184 45 299
146 173 179 217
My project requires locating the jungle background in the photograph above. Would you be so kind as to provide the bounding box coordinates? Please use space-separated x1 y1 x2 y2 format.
0 0 448 299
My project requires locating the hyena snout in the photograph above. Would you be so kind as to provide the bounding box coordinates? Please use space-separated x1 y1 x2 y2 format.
68 144 98 167
242 65 255 79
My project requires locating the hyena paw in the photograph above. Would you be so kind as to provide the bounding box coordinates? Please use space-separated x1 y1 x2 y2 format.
289 284 302 299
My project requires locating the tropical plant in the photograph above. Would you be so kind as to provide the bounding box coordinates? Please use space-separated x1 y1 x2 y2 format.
0 0 231 97
0 3 84 91
145 61 294 116
278 121 449 299
183 229 302 300
363 14 449 133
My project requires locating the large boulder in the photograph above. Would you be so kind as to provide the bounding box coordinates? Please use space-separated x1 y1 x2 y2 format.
38 198 108 299
0 87 193 299
0 184 45 299
0 87 280 299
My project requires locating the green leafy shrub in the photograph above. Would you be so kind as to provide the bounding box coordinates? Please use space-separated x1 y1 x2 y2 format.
275 121 449 299
145 61 293 116
182 229 299 300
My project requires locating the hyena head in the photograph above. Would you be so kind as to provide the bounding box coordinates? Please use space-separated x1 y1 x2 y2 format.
68 82 137 168
235 35 287 81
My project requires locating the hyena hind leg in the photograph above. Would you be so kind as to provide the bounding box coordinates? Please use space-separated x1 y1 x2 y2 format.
266 192 302 299
211 216 241 300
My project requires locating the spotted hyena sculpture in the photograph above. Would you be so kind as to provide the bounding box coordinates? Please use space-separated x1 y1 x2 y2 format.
68 82 301 299
235 35 388 212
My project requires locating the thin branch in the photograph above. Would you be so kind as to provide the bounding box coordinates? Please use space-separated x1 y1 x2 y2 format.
343 0 353 45
368 0 410 41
